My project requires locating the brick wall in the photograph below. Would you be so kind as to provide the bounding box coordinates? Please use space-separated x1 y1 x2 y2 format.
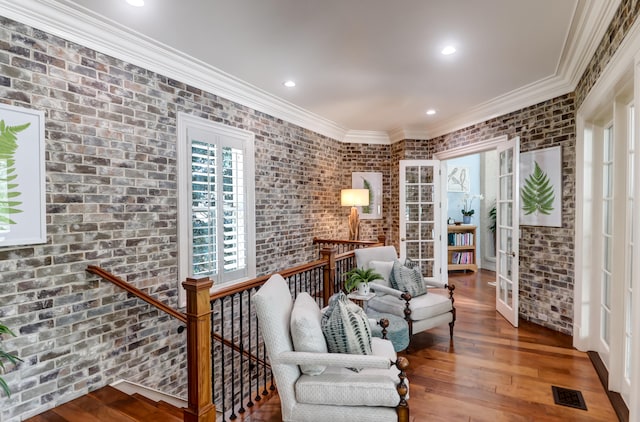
0 16 362 420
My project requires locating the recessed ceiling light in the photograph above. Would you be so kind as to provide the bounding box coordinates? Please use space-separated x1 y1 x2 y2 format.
283 80 296 88
426 109 436 115
126 0 144 7
441 46 456 56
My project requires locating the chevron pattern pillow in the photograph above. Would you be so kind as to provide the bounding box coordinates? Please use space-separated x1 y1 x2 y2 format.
321 292 372 360
390 259 427 297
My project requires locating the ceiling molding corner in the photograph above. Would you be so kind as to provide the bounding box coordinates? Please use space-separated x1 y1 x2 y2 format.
559 0 623 88
343 130 390 145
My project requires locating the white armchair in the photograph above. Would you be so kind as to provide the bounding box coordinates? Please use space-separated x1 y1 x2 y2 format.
253 274 409 422
354 246 456 341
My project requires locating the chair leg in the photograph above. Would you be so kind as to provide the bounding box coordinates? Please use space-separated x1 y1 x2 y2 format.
395 357 410 422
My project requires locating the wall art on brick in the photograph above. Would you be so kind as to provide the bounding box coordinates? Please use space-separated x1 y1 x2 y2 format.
519 146 562 227
352 171 382 219
0 103 46 247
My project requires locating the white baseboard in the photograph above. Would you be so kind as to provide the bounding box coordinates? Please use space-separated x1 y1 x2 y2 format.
110 379 188 409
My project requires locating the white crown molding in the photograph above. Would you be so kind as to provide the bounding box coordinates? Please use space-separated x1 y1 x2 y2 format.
0 0 621 144
343 130 391 145
0 0 348 142
560 0 622 88
422 0 619 140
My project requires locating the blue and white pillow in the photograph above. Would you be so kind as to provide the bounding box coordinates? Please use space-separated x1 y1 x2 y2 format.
390 259 427 297
321 292 372 358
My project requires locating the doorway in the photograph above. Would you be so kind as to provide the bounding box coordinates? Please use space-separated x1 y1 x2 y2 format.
434 135 520 327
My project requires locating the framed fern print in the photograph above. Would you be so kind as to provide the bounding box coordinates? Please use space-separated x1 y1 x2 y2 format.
352 172 382 219
519 146 561 227
0 103 46 247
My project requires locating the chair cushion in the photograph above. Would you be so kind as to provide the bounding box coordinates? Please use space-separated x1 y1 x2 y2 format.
290 292 328 375
295 337 402 407
390 259 427 297
321 292 372 357
368 260 394 296
368 291 453 321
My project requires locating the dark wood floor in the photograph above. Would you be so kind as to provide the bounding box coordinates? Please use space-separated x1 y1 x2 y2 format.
236 270 617 421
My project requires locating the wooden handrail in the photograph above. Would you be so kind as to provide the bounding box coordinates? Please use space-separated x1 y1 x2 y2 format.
209 258 327 300
312 236 386 246
87 265 187 324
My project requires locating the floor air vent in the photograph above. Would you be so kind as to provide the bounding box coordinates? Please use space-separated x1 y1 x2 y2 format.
551 386 588 411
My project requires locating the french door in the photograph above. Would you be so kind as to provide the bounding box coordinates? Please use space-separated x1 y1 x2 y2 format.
399 160 441 280
496 138 520 327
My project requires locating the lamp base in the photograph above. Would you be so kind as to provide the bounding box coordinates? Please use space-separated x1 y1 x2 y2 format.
348 206 360 240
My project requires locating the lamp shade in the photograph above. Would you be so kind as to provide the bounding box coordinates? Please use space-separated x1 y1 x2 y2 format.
341 189 370 207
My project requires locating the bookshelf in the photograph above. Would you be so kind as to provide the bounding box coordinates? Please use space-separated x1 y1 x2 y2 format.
447 225 478 272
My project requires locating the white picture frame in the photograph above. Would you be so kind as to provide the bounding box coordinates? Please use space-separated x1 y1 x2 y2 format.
519 146 562 227
352 172 382 219
0 103 46 247
447 166 470 192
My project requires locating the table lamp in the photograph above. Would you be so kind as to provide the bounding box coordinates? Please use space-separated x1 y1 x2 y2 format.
341 189 369 240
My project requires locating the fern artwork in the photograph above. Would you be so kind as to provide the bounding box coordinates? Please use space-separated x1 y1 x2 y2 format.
0 103 46 247
0 120 30 228
351 172 382 219
521 161 555 215
519 146 562 227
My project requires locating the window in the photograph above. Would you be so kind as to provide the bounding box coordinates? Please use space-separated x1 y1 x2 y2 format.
177 113 255 301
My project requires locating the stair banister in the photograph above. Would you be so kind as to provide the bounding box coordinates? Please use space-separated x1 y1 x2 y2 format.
182 277 217 422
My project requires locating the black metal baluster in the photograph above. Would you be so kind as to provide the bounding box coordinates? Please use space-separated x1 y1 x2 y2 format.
229 294 237 420
210 300 217 420
247 288 254 409
238 291 246 415
255 301 262 403
220 296 227 422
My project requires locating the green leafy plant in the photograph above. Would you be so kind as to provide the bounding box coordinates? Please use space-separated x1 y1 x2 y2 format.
344 267 383 293
0 120 30 226
488 204 496 234
521 161 555 215
362 178 372 214
0 322 22 397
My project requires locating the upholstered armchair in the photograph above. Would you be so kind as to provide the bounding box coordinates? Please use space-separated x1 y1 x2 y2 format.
253 274 409 422
354 246 456 340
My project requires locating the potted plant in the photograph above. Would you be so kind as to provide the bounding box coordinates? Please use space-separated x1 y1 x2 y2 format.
461 193 484 224
344 267 384 295
0 322 21 397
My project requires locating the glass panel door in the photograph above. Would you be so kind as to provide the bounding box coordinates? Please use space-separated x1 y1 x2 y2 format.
496 137 520 327
601 126 614 356
399 160 440 280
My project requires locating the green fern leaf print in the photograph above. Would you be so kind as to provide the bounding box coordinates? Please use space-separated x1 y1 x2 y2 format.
362 178 372 214
521 161 555 215
0 120 30 225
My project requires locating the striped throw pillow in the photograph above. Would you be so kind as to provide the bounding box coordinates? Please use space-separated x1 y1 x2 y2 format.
321 292 372 359
390 259 427 297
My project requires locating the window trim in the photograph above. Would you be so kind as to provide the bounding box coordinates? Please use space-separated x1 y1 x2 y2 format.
177 113 256 306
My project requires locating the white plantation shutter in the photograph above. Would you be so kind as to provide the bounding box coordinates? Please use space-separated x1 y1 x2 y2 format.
178 114 255 295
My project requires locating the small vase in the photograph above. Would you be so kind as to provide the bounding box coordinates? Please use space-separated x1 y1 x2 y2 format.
463 215 471 224
357 282 370 295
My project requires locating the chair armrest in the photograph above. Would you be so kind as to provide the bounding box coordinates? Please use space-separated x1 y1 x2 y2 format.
278 351 392 370
370 283 404 298
423 278 446 288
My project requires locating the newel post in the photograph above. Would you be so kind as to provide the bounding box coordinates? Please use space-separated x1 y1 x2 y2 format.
320 247 337 305
182 277 216 422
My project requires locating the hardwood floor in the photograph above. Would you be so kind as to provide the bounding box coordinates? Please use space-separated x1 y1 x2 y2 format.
237 270 618 421
24 385 183 422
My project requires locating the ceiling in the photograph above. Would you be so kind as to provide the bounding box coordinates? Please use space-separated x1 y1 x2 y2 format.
2 0 620 141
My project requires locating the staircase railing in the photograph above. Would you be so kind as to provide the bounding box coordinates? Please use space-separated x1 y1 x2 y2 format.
87 236 386 422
